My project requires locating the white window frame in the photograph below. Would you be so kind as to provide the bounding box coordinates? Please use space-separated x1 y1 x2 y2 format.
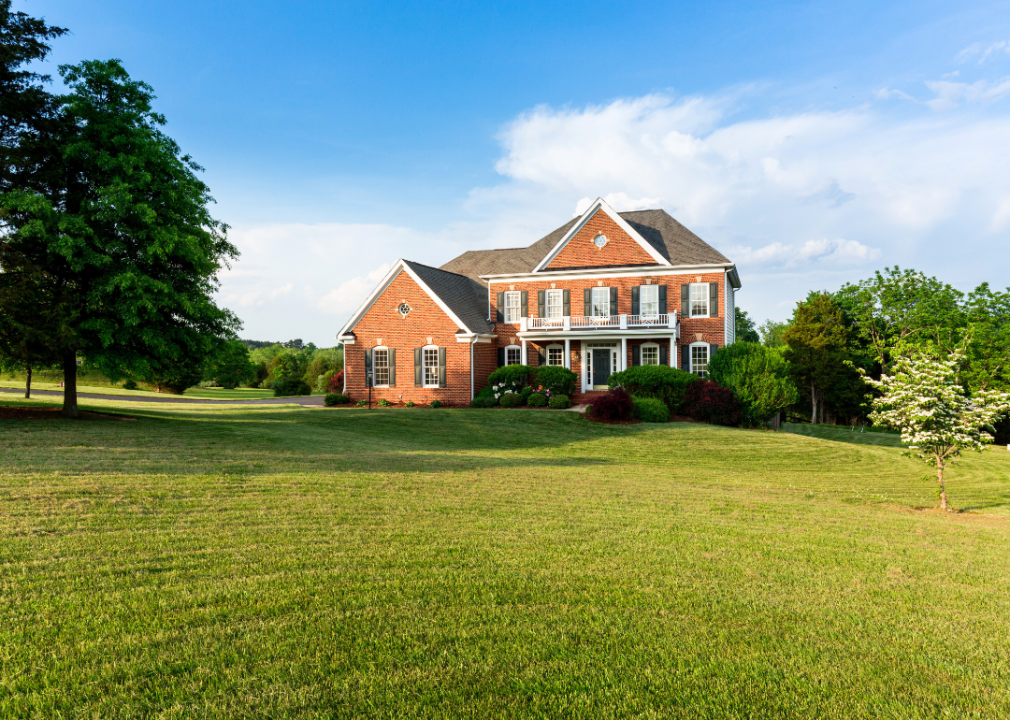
640 285 660 318
690 283 710 318
504 291 521 324
546 343 564 367
689 342 710 378
505 345 522 366
423 345 440 388
546 289 564 319
640 342 660 366
591 287 610 317
373 346 390 387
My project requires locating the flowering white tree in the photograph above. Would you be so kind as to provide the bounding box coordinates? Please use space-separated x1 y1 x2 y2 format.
861 354 1010 511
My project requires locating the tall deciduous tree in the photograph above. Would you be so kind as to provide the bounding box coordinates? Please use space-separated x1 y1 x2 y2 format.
758 319 789 348
861 354 1010 511
707 342 798 425
734 307 760 343
0 59 238 416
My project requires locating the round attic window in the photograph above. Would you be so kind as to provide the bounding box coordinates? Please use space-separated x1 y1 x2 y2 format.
593 233 608 248
397 302 411 317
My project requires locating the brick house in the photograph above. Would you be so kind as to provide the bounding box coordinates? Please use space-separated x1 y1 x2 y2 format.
337 197 741 405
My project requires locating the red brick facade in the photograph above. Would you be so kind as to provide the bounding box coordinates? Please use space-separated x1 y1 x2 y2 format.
546 210 656 270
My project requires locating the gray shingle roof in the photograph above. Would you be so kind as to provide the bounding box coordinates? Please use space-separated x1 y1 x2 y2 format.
403 260 493 334
439 209 730 283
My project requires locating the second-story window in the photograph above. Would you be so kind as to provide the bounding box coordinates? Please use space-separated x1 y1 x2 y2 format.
546 289 563 318
690 283 709 318
505 291 521 323
591 287 610 317
640 285 659 317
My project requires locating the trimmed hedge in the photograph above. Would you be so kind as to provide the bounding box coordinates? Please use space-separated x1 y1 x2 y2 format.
607 365 698 413
324 393 349 406
633 396 670 423
500 392 524 408
588 387 633 421
534 366 577 397
469 396 496 408
527 392 548 407
548 394 571 409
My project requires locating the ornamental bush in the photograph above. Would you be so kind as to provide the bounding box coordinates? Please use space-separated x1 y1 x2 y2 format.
548 394 571 409
377 398 392 407
588 387 633 421
356 399 368 407
519 385 534 402
272 377 312 397
633 396 670 423
469 396 496 408
499 391 524 408
429 399 443 408
487 364 533 399
405 400 416 407
527 392 548 407
326 370 344 394
683 380 743 426
324 393 349 406
607 365 698 413
707 342 798 425
534 366 577 397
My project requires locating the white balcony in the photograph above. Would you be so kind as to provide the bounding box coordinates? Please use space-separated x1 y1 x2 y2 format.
520 312 678 334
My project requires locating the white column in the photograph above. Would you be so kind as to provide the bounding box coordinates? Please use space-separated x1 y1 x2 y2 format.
670 336 676 367
564 338 570 370
621 337 627 371
521 339 527 365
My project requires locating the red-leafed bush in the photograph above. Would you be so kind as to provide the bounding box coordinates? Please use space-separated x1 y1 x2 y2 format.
587 387 634 421
327 370 344 393
684 380 742 426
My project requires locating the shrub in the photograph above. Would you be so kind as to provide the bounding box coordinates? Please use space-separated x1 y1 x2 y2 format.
607 365 698 413
487 364 533 399
324 393 349 406
499 392 524 408
519 385 534 402
356 399 368 407
707 343 798 425
534 366 577 397
123 379 138 390
684 380 743 426
469 395 496 408
404 400 416 408
326 370 344 394
548 394 571 409
633 396 670 423
378 398 392 407
429 400 443 409
588 387 633 421
474 385 498 406
527 392 548 407
272 377 312 397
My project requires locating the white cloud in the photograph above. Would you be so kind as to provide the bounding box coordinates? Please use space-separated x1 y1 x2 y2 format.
925 77 1010 110
317 264 391 315
728 239 880 267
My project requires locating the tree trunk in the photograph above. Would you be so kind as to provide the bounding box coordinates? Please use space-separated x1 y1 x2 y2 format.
937 459 948 511
810 381 818 424
62 352 79 418
25 366 32 399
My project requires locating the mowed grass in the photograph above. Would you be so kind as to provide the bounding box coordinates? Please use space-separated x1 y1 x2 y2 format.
0 380 286 400
2 397 1010 718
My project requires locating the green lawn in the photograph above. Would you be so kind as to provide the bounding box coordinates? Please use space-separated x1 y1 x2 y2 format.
0 380 292 400
2 396 1010 718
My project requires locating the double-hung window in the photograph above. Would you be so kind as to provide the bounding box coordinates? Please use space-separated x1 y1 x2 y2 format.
691 344 709 377
641 344 659 366
640 285 659 318
423 347 439 387
547 345 564 366
373 348 389 386
690 283 709 318
546 289 563 319
505 346 521 366
591 287 610 317
504 291 521 323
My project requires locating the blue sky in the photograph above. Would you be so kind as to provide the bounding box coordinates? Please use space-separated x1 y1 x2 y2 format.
23 0 1010 344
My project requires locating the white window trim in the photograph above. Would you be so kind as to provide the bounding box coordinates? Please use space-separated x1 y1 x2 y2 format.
690 283 710 319
422 344 440 388
640 342 660 366
689 341 710 377
504 291 521 324
546 343 565 367
546 289 564 319
591 286 610 318
504 344 522 366
639 285 660 318
372 345 390 388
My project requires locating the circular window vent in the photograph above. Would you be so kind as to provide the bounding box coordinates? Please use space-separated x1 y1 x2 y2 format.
397 303 411 316
593 233 608 248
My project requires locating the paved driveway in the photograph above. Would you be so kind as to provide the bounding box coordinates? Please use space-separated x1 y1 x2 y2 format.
0 388 324 406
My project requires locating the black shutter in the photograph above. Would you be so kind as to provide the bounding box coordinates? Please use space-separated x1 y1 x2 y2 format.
710 283 719 318
563 289 570 316
681 284 690 317
538 290 545 318
520 291 528 319
538 347 546 366
438 347 447 387
610 287 618 316
414 348 422 386
631 286 640 315
388 349 396 387
632 345 641 366
659 285 667 315
365 349 373 387
584 288 592 315
660 345 668 366
681 344 689 371
497 347 505 367
496 292 505 323
710 344 719 357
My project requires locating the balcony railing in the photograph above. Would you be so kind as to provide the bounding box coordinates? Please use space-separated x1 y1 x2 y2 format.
521 312 678 332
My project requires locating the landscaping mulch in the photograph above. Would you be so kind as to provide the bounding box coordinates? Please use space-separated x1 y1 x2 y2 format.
0 406 136 421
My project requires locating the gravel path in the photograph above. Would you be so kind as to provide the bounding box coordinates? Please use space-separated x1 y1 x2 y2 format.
0 387 324 406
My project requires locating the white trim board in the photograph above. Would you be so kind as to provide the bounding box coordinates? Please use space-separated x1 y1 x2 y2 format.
531 197 671 272
483 263 739 285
